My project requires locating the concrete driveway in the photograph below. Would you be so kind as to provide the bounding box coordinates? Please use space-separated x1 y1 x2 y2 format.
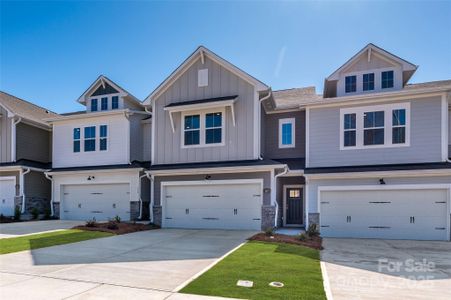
0 229 254 299
321 238 451 300
0 220 85 238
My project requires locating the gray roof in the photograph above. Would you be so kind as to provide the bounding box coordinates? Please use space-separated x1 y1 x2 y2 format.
271 87 322 110
0 91 58 126
404 79 451 90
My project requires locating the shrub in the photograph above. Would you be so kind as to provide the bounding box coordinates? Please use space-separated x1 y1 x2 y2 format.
85 218 97 227
43 208 51 220
113 215 121 223
298 233 307 241
14 206 21 221
107 221 118 230
31 207 39 220
264 227 274 237
306 223 319 237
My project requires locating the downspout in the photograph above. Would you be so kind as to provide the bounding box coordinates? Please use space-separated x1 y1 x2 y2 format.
274 165 289 227
11 117 22 162
20 168 31 213
258 89 272 160
145 172 154 222
138 173 148 220
44 173 54 216
144 107 152 115
124 111 131 164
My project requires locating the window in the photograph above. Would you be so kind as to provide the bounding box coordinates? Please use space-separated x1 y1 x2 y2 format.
73 128 80 152
112 96 119 109
345 75 357 93
381 70 394 89
343 113 356 147
84 126 96 152
198 69 208 87
91 99 98 112
205 112 222 144
279 118 295 148
392 109 406 144
363 73 375 91
364 111 385 145
100 125 108 150
184 115 200 145
101 97 108 110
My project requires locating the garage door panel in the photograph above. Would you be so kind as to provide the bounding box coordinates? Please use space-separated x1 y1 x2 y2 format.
0 179 16 216
320 188 449 241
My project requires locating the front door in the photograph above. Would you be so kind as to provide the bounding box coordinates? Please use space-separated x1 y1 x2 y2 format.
285 187 303 225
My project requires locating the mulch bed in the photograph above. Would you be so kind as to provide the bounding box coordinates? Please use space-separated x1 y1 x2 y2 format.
73 222 160 235
249 233 323 250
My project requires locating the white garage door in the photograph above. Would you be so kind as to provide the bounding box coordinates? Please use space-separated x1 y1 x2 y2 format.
320 187 449 241
163 181 262 230
0 178 16 216
62 184 130 221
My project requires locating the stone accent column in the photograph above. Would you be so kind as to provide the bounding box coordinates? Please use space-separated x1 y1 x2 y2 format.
261 205 276 231
152 205 162 226
53 202 60 218
130 201 140 221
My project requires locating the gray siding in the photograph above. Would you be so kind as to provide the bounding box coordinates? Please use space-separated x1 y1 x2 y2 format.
154 172 271 207
275 176 305 227
16 122 51 163
309 96 443 167
264 111 305 159
142 122 152 161
0 106 12 162
24 171 51 200
129 115 145 162
153 56 257 165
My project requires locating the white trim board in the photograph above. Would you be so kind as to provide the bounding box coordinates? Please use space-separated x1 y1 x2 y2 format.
282 184 305 227
148 164 285 176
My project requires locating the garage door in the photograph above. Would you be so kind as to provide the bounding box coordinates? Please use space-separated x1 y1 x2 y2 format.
61 184 130 221
163 182 262 230
0 178 16 216
320 187 449 241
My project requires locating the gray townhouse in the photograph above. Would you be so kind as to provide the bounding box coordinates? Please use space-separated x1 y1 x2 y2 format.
0 92 56 217
4 43 450 241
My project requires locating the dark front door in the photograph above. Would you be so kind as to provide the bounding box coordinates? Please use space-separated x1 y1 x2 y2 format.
286 187 303 225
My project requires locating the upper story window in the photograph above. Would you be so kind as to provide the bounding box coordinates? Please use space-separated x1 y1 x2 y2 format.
91 99 98 112
362 73 375 91
112 96 119 109
345 76 357 93
279 118 295 148
99 125 108 151
182 109 225 148
84 126 96 152
381 70 394 89
101 97 108 111
73 128 81 152
340 103 410 150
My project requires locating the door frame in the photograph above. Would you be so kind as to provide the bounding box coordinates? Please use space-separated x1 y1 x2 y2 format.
317 184 451 241
283 184 305 227
160 179 264 228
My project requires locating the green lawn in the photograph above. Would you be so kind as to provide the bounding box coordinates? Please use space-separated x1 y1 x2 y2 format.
0 229 113 254
181 241 326 300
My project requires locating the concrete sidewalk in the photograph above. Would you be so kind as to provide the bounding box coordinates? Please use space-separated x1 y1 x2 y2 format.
0 220 85 238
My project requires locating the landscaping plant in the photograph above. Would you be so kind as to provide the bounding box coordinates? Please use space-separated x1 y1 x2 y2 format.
31 207 39 220
13 206 21 221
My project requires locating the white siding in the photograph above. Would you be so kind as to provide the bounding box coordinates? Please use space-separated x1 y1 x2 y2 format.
52 114 129 168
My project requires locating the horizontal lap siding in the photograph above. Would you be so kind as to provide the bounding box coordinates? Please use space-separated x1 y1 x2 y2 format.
24 171 51 200
309 97 443 167
0 106 12 162
154 56 256 165
16 123 51 163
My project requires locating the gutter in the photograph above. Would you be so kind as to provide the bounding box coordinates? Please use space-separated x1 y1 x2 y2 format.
11 117 22 162
138 173 150 219
20 168 31 213
145 171 154 222
273 165 289 227
44 172 54 216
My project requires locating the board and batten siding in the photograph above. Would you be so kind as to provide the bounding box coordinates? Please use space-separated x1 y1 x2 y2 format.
264 110 305 159
308 96 443 167
0 106 13 162
142 121 152 161
153 56 257 165
52 114 129 168
16 123 51 163
129 114 145 162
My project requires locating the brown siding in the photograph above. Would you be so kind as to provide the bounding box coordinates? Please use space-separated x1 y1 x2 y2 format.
24 171 51 201
16 122 51 163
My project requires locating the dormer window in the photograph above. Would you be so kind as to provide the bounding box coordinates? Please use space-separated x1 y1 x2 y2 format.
381 71 394 89
101 97 108 111
363 73 375 91
112 96 119 109
91 99 98 112
345 76 357 93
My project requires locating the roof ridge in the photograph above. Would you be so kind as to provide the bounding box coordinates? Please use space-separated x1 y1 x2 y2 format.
0 90 58 115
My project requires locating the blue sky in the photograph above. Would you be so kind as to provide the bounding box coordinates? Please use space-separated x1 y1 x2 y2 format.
1 1 450 113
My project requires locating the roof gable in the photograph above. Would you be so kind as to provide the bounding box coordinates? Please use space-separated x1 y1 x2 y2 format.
91 81 119 96
143 46 268 105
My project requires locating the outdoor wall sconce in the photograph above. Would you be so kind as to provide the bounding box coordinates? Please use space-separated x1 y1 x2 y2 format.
379 178 386 185
263 188 271 193
205 175 211 180
87 176 95 181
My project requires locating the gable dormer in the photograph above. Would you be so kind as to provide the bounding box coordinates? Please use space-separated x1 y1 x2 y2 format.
324 43 418 98
77 75 142 112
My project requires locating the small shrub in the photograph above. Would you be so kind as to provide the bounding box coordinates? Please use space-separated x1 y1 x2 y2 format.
107 221 118 230
85 218 97 227
43 208 51 220
14 206 21 221
264 227 274 237
31 207 39 220
306 223 319 237
113 215 121 223
299 233 307 241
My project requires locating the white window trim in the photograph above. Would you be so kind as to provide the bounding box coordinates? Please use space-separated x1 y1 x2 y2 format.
99 124 108 151
341 67 398 95
73 128 81 153
181 107 226 148
73 124 110 153
279 118 295 149
88 93 121 112
83 126 97 152
339 102 410 150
